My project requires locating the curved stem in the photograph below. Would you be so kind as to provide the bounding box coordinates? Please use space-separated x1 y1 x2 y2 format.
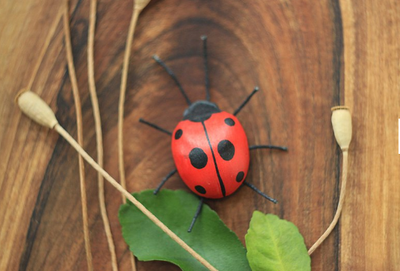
63 1 93 270
118 6 141 271
308 150 349 255
87 0 118 270
118 7 140 204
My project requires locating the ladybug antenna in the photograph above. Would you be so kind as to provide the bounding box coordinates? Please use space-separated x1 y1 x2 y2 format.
153 55 192 105
233 86 259 116
201 36 211 101
139 118 172 135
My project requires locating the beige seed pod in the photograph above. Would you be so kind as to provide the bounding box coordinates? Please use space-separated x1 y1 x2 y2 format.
16 90 59 129
331 106 352 151
134 0 151 11
309 105 352 255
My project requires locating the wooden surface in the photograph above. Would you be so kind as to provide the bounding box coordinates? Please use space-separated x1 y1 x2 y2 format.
0 0 399 270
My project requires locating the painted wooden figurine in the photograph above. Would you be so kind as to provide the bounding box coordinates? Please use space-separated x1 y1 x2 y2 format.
140 36 287 231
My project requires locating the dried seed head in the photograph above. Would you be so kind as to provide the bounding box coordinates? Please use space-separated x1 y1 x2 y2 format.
134 0 151 11
16 90 58 129
331 106 352 151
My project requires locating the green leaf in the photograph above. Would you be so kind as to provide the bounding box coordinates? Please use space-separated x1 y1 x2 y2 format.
119 189 251 271
245 211 311 271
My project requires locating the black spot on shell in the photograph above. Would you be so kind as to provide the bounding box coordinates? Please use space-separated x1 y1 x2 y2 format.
224 118 235 126
189 148 208 169
218 140 235 161
175 129 183 139
195 185 206 194
236 171 244 182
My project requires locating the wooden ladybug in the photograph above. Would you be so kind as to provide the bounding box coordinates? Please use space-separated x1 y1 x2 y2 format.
140 36 287 231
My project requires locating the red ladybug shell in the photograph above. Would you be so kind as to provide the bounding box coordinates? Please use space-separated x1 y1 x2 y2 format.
171 111 249 199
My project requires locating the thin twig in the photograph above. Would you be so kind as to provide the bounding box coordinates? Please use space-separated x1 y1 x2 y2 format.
308 151 349 255
63 1 93 270
118 8 140 204
118 2 151 269
118 7 140 271
87 0 118 269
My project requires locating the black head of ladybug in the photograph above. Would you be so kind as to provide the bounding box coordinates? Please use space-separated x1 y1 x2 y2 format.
183 100 221 122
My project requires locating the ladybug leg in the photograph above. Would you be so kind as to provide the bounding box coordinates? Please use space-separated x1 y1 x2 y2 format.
233 86 259 116
153 169 177 195
243 181 277 204
139 118 172 135
201 35 211 101
249 145 288 151
188 197 204 232
152 55 192 105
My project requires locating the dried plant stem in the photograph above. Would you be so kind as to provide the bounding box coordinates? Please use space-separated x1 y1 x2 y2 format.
308 150 349 255
27 10 63 91
63 1 93 270
52 124 218 271
118 7 140 204
87 0 119 270
118 5 145 271
309 107 352 254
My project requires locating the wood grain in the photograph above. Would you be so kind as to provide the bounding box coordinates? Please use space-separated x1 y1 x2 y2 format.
0 0 398 270
341 0 400 270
